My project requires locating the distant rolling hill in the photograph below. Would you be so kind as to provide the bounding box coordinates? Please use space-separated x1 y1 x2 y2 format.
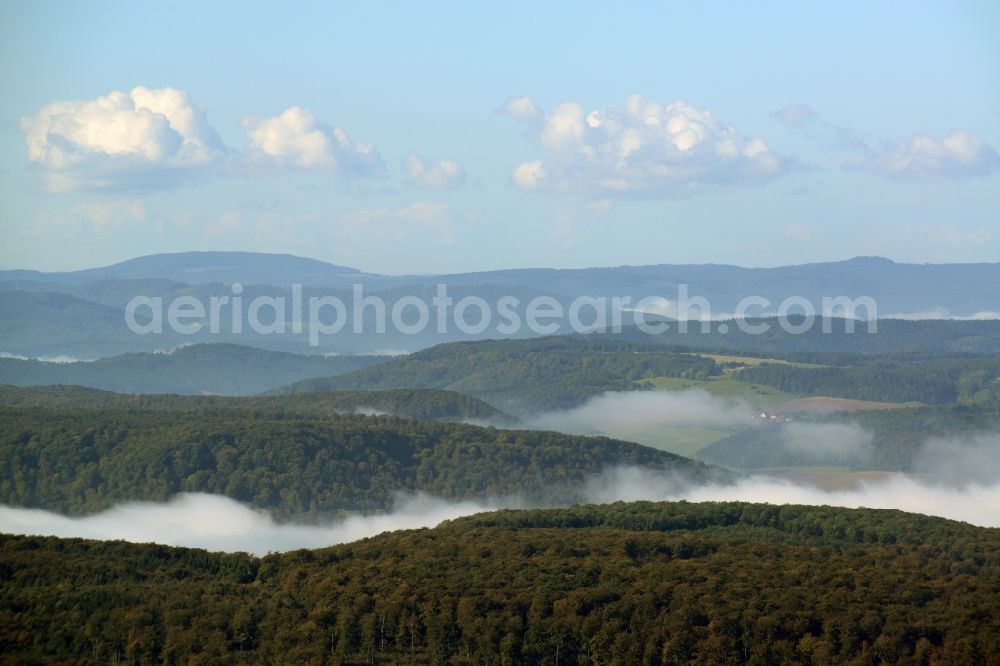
0 251 378 288
0 281 574 357
0 343 385 395
434 256 1000 317
272 336 719 415
0 290 181 358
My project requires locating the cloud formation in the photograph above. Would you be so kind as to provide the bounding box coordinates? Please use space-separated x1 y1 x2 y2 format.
242 106 386 177
503 94 792 197
773 103 999 179
500 96 543 121
20 86 227 192
19 89 393 191
771 102 867 152
848 131 1000 179
403 153 466 189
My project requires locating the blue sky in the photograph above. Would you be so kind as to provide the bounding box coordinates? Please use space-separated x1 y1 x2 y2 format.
1 1 998 273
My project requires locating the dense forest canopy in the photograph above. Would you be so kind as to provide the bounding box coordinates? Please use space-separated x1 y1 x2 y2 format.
734 357 1000 405
2 501 997 664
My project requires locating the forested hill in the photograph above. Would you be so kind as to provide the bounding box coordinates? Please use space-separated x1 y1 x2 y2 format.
0 344 385 395
273 337 718 414
0 406 715 518
0 385 511 423
2 501 997 664
732 356 1000 405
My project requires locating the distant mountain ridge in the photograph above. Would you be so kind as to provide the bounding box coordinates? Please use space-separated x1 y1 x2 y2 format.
4 251 999 317
0 251 373 287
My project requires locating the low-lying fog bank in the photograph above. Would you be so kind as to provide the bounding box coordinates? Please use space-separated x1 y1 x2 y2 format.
2 471 996 555
525 389 753 432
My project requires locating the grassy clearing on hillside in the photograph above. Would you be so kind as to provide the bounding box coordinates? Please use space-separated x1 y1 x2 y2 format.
772 396 918 414
696 353 828 370
615 374 795 456
641 375 795 410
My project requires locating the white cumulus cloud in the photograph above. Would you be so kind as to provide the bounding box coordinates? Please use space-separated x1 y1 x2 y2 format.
242 106 386 177
500 96 543 121
403 153 466 189
19 86 227 192
503 94 792 197
512 160 547 189
20 90 393 190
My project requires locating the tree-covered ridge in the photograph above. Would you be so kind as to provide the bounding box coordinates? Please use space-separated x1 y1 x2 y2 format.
275 337 719 414
0 406 713 519
0 343 385 395
2 502 997 664
448 500 986 546
271 335 1000 417
0 384 511 423
734 357 1000 405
